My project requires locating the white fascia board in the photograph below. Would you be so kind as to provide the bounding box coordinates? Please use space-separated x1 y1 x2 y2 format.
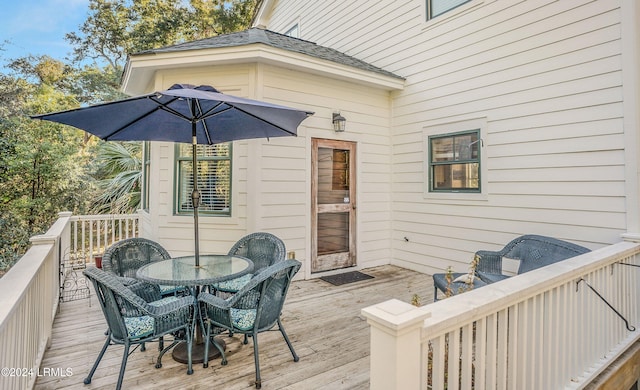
122 44 405 95
252 0 275 28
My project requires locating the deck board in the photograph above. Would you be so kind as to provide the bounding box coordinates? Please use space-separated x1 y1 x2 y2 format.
35 265 433 389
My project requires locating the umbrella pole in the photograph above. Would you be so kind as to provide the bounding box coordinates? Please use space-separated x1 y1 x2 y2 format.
191 121 200 267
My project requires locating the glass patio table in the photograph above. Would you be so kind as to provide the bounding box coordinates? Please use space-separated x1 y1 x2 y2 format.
136 254 254 364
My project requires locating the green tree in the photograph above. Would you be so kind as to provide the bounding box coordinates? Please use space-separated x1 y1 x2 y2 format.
190 0 258 37
63 0 257 214
0 59 94 271
65 0 257 72
0 0 258 272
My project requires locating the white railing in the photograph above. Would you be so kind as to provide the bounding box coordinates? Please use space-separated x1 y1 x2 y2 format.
0 212 139 390
68 214 140 267
0 212 70 390
363 240 640 390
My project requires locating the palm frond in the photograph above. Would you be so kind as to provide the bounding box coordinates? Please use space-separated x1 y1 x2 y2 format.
90 141 142 214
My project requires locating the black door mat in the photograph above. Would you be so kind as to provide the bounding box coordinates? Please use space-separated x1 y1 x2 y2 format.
320 271 374 286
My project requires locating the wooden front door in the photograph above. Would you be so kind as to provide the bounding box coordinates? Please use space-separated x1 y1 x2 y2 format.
311 139 356 273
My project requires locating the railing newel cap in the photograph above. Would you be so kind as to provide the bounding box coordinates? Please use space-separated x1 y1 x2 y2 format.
362 298 431 334
622 233 640 243
29 235 57 245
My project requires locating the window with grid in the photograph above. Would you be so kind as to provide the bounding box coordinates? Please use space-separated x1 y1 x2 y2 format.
429 130 480 192
175 143 231 215
427 0 471 20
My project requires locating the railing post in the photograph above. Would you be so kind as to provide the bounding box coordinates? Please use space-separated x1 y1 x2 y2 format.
29 234 58 351
361 299 431 390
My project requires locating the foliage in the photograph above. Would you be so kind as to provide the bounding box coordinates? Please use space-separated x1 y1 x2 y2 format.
65 0 258 71
0 0 258 273
443 254 481 298
90 141 142 214
60 0 257 216
444 266 454 297
0 211 30 273
68 64 127 106
7 55 126 107
190 0 258 38
0 65 94 271
411 293 421 307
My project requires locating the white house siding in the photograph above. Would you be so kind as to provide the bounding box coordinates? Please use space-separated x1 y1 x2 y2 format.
262 0 631 275
136 62 393 277
140 64 254 256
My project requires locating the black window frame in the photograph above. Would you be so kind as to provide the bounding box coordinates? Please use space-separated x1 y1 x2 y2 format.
428 129 481 193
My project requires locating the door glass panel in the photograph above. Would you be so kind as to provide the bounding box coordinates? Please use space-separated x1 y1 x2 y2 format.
317 147 350 204
317 212 349 255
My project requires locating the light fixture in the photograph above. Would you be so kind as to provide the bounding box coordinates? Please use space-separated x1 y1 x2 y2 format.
332 112 346 132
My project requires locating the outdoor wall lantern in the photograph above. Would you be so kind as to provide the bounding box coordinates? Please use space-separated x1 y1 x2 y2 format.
332 112 346 132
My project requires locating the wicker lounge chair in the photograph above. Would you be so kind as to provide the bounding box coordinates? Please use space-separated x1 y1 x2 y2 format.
199 259 301 389
433 235 591 300
83 267 196 390
210 232 286 293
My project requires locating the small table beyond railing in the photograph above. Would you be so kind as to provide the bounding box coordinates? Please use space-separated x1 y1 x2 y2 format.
136 254 254 364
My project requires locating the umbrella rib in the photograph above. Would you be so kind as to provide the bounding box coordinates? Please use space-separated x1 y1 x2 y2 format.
199 102 228 120
30 94 150 119
101 96 187 140
202 105 298 137
194 100 213 145
150 96 192 122
41 90 305 143
103 106 164 140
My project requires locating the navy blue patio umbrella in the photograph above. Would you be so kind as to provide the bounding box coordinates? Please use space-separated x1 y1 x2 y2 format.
32 84 314 266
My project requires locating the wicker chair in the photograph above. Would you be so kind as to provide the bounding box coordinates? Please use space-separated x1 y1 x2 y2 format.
198 259 301 389
211 232 286 294
432 235 591 300
102 237 184 296
83 267 196 390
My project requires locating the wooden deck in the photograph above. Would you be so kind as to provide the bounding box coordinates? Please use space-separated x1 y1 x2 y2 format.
35 265 433 390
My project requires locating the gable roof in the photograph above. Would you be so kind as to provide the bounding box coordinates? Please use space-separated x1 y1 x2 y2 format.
134 28 403 81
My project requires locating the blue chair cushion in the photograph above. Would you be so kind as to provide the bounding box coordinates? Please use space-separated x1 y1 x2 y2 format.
433 272 488 297
212 274 253 292
231 308 256 331
123 296 180 339
124 316 154 339
477 271 511 284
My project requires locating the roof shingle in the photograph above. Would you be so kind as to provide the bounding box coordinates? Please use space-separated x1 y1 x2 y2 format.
134 28 404 80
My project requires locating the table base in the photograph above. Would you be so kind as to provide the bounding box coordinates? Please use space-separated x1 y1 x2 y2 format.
172 337 226 364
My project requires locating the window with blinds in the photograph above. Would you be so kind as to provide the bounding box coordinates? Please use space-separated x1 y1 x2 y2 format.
175 143 231 215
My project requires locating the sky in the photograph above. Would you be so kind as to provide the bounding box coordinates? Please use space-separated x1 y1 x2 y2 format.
0 0 90 72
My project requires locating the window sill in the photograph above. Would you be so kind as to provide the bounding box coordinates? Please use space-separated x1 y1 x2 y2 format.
423 190 488 202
